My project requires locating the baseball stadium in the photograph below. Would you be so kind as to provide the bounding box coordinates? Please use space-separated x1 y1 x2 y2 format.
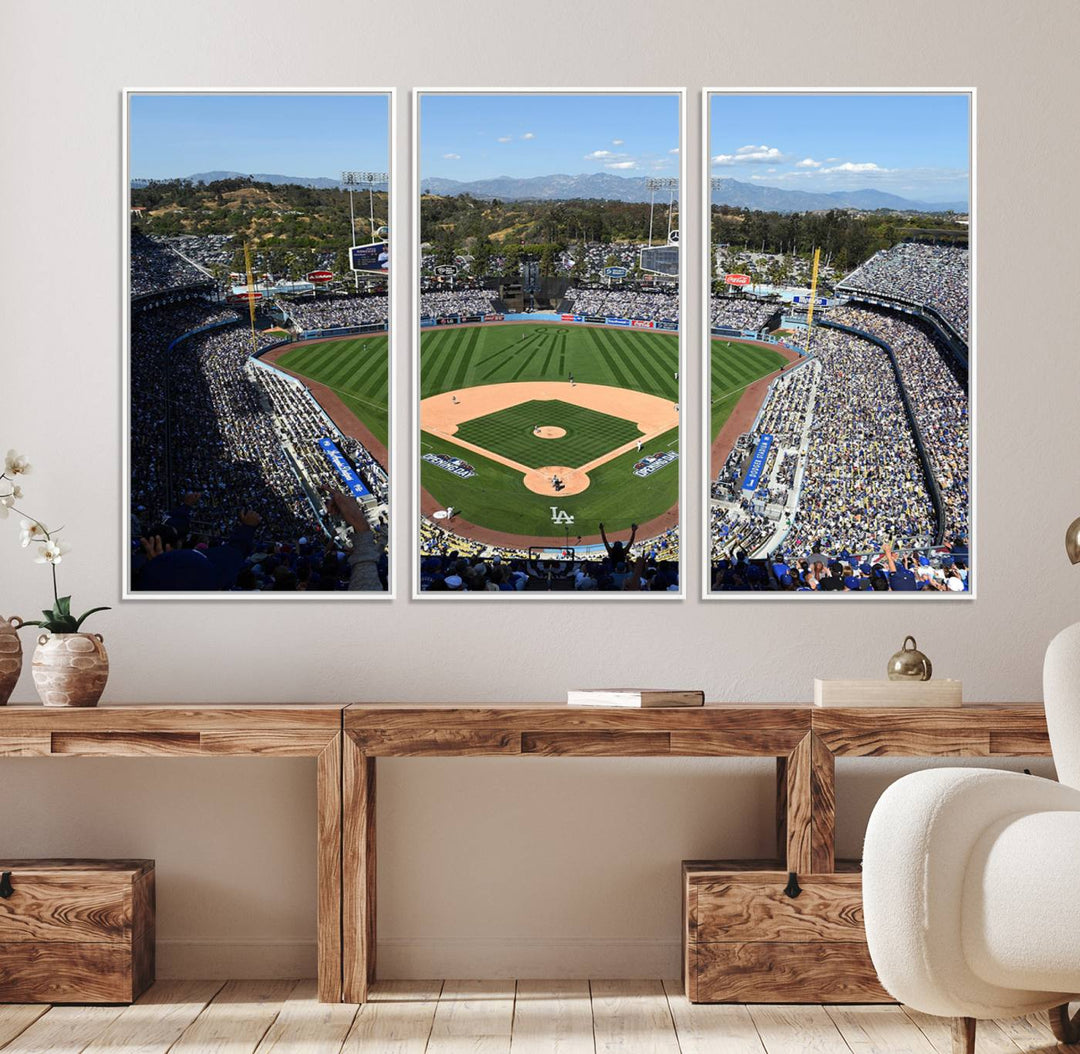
417 286 681 592
708 240 970 594
706 90 971 595
127 92 392 593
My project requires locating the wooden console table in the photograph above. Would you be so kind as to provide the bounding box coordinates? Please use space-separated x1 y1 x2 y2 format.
0 701 1053 1005
0 704 346 1003
341 702 1050 1003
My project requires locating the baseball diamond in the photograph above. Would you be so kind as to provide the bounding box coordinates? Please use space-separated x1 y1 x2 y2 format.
455 400 643 470
419 322 680 542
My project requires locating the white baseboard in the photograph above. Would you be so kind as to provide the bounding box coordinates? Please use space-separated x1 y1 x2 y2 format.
157 936 681 980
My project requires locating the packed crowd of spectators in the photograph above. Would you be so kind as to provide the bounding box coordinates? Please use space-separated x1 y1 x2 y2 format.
711 545 969 592
128 298 389 591
419 289 499 318
714 249 839 289
712 361 816 513
556 242 641 276
562 287 678 322
418 517 679 592
837 242 969 340
283 293 388 331
710 324 942 583
130 231 211 296
251 366 388 507
829 304 969 543
779 325 938 560
156 233 235 273
709 296 777 332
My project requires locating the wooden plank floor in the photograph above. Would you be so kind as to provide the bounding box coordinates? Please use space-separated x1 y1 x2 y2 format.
0 980 1067 1053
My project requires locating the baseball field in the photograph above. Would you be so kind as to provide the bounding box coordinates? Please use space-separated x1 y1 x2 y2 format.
275 334 390 448
710 339 790 439
420 323 680 542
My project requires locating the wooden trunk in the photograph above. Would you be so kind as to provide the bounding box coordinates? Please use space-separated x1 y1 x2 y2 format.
0 859 154 1003
683 859 890 1004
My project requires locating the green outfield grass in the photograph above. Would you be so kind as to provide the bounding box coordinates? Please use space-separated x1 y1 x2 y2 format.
275 335 390 447
421 323 679 538
710 339 789 440
421 323 679 400
454 399 643 470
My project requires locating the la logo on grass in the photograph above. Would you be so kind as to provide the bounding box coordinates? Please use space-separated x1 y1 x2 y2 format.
550 507 574 525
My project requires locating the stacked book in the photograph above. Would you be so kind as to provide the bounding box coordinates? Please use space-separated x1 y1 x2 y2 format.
567 689 704 708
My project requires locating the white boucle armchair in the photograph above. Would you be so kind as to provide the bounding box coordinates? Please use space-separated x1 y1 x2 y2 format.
862 622 1080 1054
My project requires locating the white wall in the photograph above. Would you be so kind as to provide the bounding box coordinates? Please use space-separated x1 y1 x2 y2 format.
2 0 1077 979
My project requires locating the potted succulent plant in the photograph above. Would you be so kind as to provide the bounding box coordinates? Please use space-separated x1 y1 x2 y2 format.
1 449 111 706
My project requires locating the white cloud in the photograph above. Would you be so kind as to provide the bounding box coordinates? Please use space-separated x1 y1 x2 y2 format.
496 136 512 143
796 157 823 168
521 132 535 139
820 161 889 174
712 144 786 166
441 153 461 160
669 146 680 154
585 149 614 159
607 160 637 170
612 138 624 146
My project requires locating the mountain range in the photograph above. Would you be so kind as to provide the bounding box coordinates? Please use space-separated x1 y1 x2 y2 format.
132 170 967 214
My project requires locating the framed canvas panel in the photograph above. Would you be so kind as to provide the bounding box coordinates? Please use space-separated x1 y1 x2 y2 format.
123 89 395 598
414 88 685 598
703 89 974 599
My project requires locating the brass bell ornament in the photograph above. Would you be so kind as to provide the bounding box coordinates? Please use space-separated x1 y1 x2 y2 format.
888 636 933 681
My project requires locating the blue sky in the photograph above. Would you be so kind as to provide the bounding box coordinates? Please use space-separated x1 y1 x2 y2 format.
129 94 390 179
709 93 970 204
420 93 680 181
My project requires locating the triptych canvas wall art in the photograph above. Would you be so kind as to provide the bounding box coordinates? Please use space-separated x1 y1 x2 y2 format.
122 88 971 600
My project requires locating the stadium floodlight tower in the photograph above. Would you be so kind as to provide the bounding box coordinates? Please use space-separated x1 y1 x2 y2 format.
645 177 679 247
341 170 388 244
341 170 388 291
641 177 679 279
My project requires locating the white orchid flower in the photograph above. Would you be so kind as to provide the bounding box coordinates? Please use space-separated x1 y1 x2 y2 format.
19 518 47 547
0 486 21 519
35 539 70 565
4 450 31 477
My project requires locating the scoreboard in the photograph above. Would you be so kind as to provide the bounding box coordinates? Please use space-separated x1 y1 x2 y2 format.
639 245 679 277
350 241 389 273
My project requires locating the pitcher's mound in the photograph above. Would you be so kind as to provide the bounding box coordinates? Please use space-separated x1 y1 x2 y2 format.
523 466 590 496
534 426 566 439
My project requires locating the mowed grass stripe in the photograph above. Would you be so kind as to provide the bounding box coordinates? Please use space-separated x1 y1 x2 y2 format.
510 340 545 381
435 326 474 392
274 335 389 446
422 327 461 393
539 331 558 376
618 330 677 398
590 328 638 389
350 337 390 396
449 326 482 392
420 322 680 402
709 339 789 440
710 341 785 396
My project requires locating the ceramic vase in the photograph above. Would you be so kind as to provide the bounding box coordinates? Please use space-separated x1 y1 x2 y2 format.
0 616 23 704
32 632 109 707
